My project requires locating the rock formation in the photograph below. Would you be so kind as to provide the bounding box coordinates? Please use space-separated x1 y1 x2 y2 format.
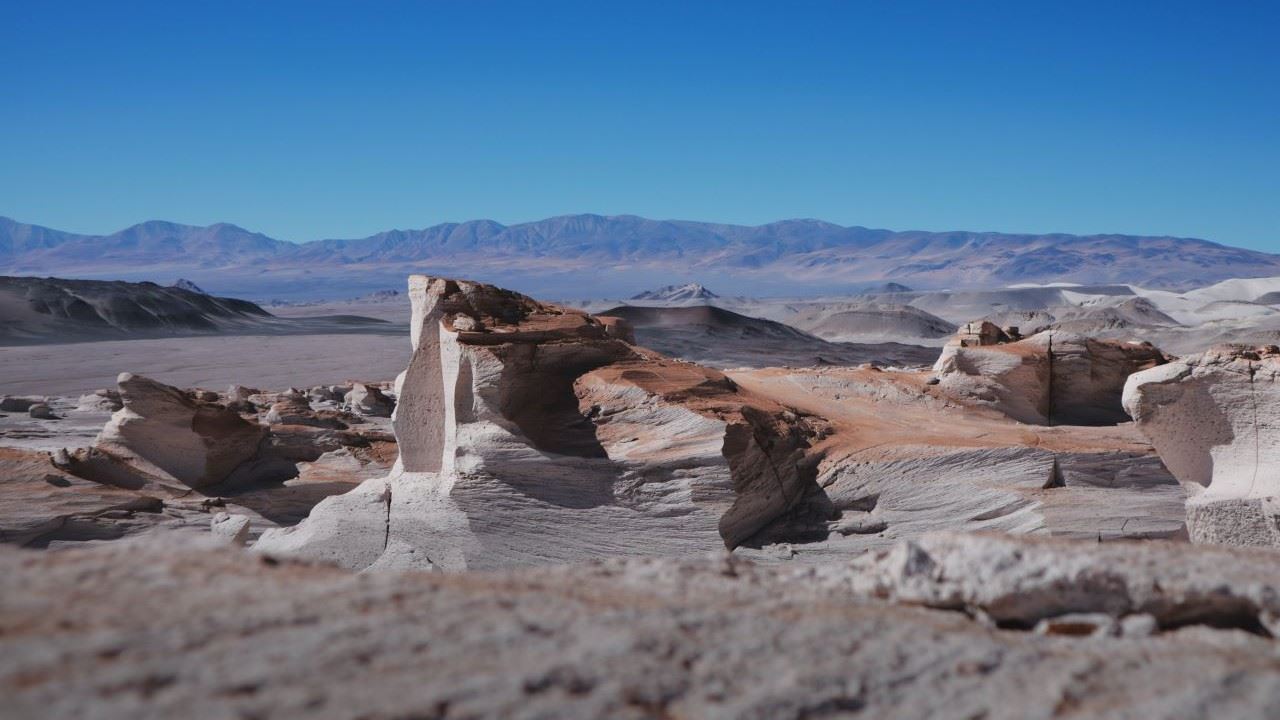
933 323 1167 425
0 447 163 546
1124 345 1280 546
210 512 251 545
92 373 267 489
344 382 394 417
259 277 1190 570
258 276 827 570
76 388 123 412
0 396 41 412
27 403 55 419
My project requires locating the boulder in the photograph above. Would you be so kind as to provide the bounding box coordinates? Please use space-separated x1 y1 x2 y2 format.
0 396 41 412
224 384 260 412
27 404 56 420
209 512 251 545
1124 346 1280 545
95 373 267 490
259 276 825 570
76 389 123 412
934 327 1167 425
345 383 394 417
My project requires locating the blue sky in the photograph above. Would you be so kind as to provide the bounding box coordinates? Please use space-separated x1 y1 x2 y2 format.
3 1 1278 250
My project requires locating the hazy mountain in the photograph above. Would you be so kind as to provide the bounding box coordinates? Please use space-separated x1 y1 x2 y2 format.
170 278 207 294
630 283 719 302
600 304 938 368
861 282 913 295
3 214 1278 296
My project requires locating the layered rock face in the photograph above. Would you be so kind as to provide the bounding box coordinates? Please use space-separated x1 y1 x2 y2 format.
259 276 825 570
730 366 1187 556
94 373 266 489
934 323 1167 425
1124 345 1280 546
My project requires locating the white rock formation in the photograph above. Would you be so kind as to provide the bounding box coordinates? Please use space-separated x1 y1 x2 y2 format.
345 383 394 417
259 276 825 570
95 373 266 489
209 512 251 545
75 388 123 412
841 531 1280 634
1124 345 1280 545
934 325 1166 425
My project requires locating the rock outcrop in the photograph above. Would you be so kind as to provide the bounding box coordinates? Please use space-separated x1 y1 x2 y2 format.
8 533 1280 719
1124 345 1280 546
76 388 123 412
840 532 1280 634
934 324 1167 425
725 365 1188 557
345 382 394 417
93 373 266 489
27 403 55 419
258 276 826 570
0 447 164 546
210 512 251 545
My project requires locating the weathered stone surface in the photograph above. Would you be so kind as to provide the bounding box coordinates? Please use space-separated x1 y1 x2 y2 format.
95 373 266 489
839 531 1280 636
1184 496 1280 547
345 383 394 417
260 276 826 570
726 366 1187 560
6 534 1280 719
75 388 123 412
935 328 1167 425
0 396 42 412
225 384 259 410
210 512 251 545
1124 346 1279 498
27 403 55 419
1124 345 1280 545
0 447 164 546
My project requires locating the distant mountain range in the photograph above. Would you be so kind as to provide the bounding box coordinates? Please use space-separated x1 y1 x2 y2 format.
3 214 1278 298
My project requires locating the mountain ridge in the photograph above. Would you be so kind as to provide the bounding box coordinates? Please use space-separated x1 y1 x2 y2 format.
3 213 1277 293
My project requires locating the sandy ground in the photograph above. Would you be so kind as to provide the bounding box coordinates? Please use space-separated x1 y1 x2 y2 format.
0 333 410 396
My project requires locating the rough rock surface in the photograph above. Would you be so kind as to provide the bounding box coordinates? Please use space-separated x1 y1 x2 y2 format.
841 532 1280 634
259 276 827 570
0 396 42 412
210 512 251 545
1124 345 1280 546
934 325 1167 425
345 382 394 417
0 447 163 546
6 533 1280 719
731 366 1187 558
94 373 266 489
26 403 55 419
76 388 123 412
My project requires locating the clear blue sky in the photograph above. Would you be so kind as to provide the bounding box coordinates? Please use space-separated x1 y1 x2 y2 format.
3 1 1278 250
